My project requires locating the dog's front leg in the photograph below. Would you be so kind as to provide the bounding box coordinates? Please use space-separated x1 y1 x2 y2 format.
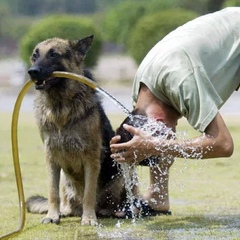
41 158 61 224
81 160 100 226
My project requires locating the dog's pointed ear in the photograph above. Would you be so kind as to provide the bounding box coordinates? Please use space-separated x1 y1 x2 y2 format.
72 35 94 56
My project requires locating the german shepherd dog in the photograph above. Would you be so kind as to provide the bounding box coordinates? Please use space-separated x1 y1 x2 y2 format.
26 35 126 226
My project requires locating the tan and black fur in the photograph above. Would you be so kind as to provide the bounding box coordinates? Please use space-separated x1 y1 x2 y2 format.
26 35 126 226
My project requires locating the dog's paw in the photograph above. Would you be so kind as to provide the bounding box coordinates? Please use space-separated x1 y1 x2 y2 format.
81 216 98 226
41 217 60 224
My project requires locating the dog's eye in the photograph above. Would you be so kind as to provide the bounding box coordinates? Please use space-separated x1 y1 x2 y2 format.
32 50 39 62
49 49 60 58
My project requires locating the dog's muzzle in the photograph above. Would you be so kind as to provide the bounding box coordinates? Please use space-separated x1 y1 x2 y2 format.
31 77 56 90
28 66 56 90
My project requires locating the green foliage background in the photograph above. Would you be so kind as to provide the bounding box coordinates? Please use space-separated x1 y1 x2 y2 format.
20 15 102 67
0 0 238 59
101 1 146 46
223 0 240 6
100 0 184 45
128 9 199 64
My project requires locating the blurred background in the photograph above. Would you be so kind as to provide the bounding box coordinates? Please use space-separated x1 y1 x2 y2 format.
0 0 239 113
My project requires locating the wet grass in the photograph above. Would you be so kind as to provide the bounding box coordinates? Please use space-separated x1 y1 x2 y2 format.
0 112 239 240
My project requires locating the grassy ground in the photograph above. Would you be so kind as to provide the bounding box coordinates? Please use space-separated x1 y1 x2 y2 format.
0 112 239 240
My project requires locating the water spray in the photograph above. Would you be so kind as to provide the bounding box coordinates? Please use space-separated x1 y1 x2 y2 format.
0 71 131 239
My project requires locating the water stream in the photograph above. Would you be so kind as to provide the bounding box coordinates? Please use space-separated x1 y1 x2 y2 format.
96 86 131 116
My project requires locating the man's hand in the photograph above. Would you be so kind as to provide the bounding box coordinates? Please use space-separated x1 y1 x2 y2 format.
110 124 153 164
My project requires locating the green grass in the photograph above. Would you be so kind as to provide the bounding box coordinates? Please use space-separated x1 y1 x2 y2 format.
0 112 240 240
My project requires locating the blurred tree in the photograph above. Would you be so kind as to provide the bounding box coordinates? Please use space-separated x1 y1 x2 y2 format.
0 4 10 38
101 1 145 46
0 0 229 16
20 15 102 67
179 0 209 14
145 0 180 12
97 0 180 11
101 0 180 47
0 2 34 57
0 2 30 41
96 0 122 11
223 0 240 6
207 0 225 12
128 9 198 64
0 0 97 16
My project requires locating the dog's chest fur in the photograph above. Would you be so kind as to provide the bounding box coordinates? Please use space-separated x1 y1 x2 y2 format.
34 86 102 174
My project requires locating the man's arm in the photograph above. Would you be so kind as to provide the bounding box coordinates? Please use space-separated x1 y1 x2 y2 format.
110 113 234 164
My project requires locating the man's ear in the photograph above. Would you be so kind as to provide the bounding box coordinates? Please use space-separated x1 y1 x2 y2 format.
72 35 94 56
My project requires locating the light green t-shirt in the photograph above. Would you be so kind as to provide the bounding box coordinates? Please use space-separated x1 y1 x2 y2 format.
132 7 240 132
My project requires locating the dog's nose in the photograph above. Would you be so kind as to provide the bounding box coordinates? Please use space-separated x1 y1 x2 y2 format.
28 66 41 78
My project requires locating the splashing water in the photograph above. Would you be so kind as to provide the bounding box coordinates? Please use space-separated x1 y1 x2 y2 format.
116 116 176 219
118 163 139 221
95 86 140 219
116 116 205 219
95 86 205 220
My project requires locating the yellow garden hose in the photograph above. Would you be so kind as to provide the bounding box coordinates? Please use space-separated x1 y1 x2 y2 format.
53 71 99 89
0 80 32 240
0 72 106 240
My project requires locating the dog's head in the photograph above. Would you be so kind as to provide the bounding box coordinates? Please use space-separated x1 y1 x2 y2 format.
28 35 94 90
